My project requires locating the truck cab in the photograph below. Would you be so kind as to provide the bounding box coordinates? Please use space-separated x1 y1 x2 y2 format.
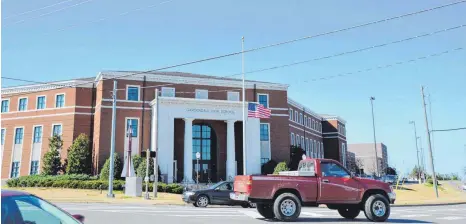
231 158 395 222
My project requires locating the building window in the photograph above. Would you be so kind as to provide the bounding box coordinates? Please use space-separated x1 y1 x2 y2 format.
18 98 27 111
299 113 303 124
290 133 295 146
296 135 300 147
321 142 324 158
11 162 20 178
126 119 138 137
301 136 304 147
257 94 269 108
37 96 46 109
127 86 140 101
313 140 317 158
55 94 65 108
14 128 24 144
192 124 212 161
304 115 307 127
289 109 293 120
294 111 298 122
33 126 42 143
227 92 239 101
305 138 310 156
260 124 269 141
52 124 62 137
317 142 321 158
161 87 175 97
195 89 208 99
341 143 347 167
1 129 5 145
30 161 39 175
1 100 9 113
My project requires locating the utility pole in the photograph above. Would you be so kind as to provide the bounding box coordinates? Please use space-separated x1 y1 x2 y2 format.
370 97 380 177
421 85 438 198
153 89 159 198
241 36 247 175
409 121 422 183
107 80 117 198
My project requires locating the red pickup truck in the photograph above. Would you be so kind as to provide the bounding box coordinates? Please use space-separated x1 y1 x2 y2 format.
230 158 395 222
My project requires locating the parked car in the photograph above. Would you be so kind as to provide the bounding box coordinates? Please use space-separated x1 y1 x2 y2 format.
381 175 398 185
1 189 85 224
183 181 255 208
462 182 466 191
231 158 395 222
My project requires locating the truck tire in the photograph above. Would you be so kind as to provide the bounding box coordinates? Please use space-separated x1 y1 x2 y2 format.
363 194 390 222
338 207 360 219
256 204 275 219
273 193 301 222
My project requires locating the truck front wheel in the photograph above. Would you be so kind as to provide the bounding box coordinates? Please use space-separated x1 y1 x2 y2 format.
363 194 390 222
273 193 301 222
338 207 360 219
256 204 274 219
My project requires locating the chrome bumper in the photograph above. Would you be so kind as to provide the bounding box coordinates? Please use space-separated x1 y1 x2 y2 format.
230 192 248 201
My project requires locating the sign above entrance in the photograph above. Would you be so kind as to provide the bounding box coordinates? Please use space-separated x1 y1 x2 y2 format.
196 152 201 160
186 108 235 115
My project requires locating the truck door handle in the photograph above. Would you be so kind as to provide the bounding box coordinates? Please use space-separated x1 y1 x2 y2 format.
322 179 329 183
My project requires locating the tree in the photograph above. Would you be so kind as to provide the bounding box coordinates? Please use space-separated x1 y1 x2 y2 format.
288 146 305 171
136 157 154 178
100 153 123 180
261 160 278 175
410 165 422 179
41 135 63 175
66 134 92 175
355 158 364 175
385 166 397 175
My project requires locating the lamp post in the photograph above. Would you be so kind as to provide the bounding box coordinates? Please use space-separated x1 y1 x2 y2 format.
409 121 422 183
370 97 380 177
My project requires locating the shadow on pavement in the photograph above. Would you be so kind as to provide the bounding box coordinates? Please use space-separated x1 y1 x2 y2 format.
257 218 432 223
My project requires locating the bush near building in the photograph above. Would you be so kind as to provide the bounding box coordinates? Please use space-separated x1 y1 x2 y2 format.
41 135 64 175
66 134 92 175
6 175 183 194
100 153 123 180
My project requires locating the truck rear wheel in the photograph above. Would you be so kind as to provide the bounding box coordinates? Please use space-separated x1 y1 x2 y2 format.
273 193 301 222
256 204 274 219
338 207 360 219
363 194 390 222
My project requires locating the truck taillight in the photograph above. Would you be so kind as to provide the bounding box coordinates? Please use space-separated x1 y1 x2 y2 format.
246 176 252 193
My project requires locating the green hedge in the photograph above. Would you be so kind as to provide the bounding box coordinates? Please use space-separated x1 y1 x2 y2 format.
6 175 183 194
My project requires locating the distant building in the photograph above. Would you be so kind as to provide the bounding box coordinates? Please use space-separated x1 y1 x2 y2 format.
347 143 388 176
321 115 348 168
346 151 356 173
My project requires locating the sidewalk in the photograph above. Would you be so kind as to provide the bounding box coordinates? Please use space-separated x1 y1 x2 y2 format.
7 187 185 205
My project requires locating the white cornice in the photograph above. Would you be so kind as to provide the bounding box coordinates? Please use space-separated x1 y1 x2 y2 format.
321 116 347 125
287 98 322 119
100 71 288 91
151 97 245 108
1 80 95 95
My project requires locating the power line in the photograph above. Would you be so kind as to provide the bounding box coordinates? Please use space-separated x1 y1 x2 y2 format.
302 47 463 82
3 0 75 20
3 0 95 27
431 127 466 132
229 25 466 77
46 0 175 34
3 24 465 98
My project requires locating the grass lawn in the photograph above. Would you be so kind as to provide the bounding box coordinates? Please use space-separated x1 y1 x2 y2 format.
394 181 466 206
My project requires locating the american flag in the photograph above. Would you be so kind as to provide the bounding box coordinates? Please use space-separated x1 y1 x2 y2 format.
248 102 271 118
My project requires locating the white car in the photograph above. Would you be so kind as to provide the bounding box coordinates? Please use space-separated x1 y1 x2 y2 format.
463 183 466 191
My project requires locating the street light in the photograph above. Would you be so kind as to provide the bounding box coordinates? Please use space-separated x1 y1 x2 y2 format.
409 121 422 183
370 97 380 177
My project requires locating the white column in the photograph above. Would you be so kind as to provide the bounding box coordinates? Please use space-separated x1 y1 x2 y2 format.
226 120 236 181
183 118 194 183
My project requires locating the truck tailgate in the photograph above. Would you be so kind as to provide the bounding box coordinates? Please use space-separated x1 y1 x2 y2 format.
233 175 252 193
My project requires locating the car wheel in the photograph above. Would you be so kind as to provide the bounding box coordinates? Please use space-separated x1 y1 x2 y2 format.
363 194 390 222
273 193 301 222
338 207 360 219
195 195 209 208
193 203 198 207
256 203 275 219
241 203 249 208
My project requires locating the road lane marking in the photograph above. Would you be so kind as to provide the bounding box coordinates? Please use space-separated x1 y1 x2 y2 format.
171 214 244 217
437 217 465 220
238 210 263 219
400 214 430 218
301 212 328 217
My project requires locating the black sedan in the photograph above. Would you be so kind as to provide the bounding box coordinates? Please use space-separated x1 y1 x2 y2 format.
182 181 255 208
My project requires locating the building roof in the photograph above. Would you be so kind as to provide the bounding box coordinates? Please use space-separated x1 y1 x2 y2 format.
320 114 347 125
287 97 322 119
1 71 289 95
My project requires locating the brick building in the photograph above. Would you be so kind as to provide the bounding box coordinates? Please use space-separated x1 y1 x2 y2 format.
347 143 388 176
1 71 347 182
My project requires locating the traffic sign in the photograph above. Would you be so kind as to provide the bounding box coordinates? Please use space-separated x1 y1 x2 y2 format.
196 152 201 159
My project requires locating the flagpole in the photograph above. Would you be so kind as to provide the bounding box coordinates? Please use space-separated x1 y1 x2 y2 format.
242 36 247 175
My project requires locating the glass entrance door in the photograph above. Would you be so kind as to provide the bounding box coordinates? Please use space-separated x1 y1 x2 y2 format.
192 124 214 183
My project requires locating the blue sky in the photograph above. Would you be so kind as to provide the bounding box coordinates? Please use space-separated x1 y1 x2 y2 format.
2 0 465 176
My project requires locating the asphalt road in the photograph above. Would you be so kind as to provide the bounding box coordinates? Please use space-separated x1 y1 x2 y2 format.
60 203 466 224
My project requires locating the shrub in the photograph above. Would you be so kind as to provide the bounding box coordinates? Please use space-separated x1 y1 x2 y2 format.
136 157 154 178
273 162 290 174
66 134 92 175
42 135 63 175
100 153 123 180
132 155 143 173
261 160 278 175
289 146 305 171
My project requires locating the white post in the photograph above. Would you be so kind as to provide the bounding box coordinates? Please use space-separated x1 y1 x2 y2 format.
241 36 247 175
144 149 150 199
152 89 159 198
183 118 194 183
226 120 236 181
107 80 117 198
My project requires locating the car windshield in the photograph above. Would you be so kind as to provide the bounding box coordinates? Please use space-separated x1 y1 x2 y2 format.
208 181 226 190
1 195 80 224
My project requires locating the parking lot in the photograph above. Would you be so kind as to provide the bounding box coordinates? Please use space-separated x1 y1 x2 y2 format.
60 203 466 223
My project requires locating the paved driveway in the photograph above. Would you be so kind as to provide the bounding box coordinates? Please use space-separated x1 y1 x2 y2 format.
60 203 466 224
